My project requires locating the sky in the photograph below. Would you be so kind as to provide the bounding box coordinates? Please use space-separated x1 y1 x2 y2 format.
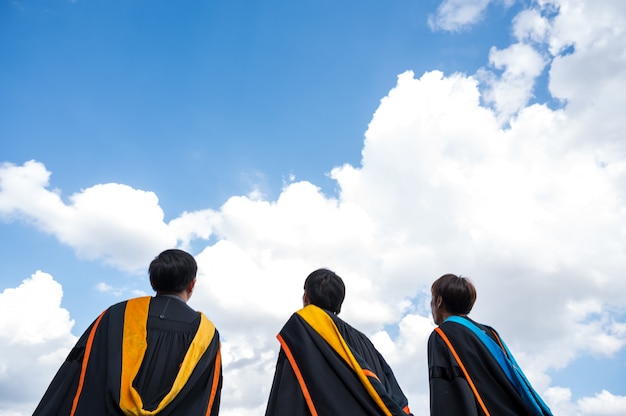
1 0 626 414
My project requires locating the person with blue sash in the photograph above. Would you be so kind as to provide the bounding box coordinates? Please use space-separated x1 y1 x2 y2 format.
428 273 553 416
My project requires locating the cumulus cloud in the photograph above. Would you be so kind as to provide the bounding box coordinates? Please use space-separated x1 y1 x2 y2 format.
512 8 550 43
577 390 626 415
0 160 176 273
0 272 76 412
478 42 548 121
1 0 626 415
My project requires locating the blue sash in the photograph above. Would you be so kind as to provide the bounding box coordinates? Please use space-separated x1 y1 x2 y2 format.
444 316 553 416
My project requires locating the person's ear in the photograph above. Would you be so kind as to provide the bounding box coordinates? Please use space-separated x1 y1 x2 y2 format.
302 291 310 306
435 295 443 308
187 278 196 294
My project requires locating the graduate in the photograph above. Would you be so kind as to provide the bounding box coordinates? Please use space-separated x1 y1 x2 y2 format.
265 268 413 416
34 249 222 416
428 273 553 416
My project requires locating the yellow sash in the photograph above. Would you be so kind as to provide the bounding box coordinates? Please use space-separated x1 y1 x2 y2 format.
119 297 215 415
296 305 392 416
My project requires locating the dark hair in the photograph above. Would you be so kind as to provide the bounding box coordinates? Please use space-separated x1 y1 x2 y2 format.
304 268 346 314
431 273 476 315
149 249 197 293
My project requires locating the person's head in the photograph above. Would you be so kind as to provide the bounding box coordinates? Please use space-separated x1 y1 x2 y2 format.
303 268 345 314
430 273 476 325
149 249 197 294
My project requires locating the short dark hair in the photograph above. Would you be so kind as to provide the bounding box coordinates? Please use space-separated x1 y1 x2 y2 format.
149 249 197 293
431 273 476 315
304 268 346 314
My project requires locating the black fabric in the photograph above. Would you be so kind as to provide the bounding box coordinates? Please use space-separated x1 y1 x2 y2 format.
33 296 222 416
265 349 309 416
428 318 534 416
265 308 412 416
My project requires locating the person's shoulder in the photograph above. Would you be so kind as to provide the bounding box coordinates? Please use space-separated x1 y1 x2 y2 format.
103 298 132 313
440 315 490 328
437 317 476 337
428 327 439 339
110 296 153 307
330 314 375 343
440 317 503 345
105 296 159 313
328 311 353 330
465 317 497 333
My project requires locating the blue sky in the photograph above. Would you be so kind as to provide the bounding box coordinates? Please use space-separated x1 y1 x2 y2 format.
0 0 517 323
2 1 626 415
1 0 519 206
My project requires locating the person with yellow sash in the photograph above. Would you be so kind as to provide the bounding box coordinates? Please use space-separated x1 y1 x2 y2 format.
34 249 222 416
265 268 413 416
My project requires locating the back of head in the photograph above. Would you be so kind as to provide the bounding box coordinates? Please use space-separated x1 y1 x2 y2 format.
432 273 476 315
304 268 346 314
149 249 197 293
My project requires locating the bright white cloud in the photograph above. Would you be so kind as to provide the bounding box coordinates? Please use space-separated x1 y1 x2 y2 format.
479 42 548 121
0 160 176 273
578 390 626 415
548 1 626 159
0 271 74 345
2 0 626 415
0 272 76 412
512 8 550 43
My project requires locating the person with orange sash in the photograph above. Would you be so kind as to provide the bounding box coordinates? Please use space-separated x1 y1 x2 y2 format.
428 273 552 416
265 268 413 416
34 249 222 416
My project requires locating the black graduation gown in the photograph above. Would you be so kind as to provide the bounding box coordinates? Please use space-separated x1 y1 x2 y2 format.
33 295 222 416
265 305 412 416
428 317 535 416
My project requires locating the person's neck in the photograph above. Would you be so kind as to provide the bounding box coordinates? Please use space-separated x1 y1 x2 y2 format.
156 291 189 303
444 313 468 322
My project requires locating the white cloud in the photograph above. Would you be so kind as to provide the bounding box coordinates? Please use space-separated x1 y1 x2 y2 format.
512 8 550 43
95 282 147 298
479 42 548 121
428 0 518 32
578 390 626 415
0 271 74 345
546 387 626 416
548 1 626 158
543 0 626 56
0 272 76 412
0 161 176 273
428 0 493 32
168 209 220 250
